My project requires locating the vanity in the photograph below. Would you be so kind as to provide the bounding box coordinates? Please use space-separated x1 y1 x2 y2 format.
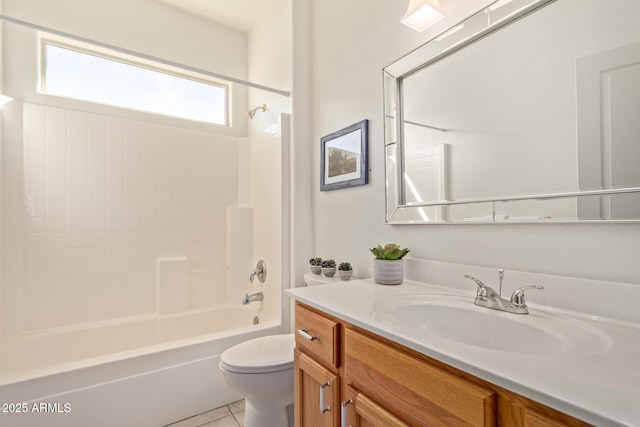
286 259 640 426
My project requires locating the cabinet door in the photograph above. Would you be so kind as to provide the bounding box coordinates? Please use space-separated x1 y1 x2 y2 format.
295 348 340 427
345 328 496 426
353 392 410 427
500 395 592 426
522 407 583 427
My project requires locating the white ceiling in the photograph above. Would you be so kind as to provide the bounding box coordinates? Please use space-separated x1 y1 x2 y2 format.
154 0 270 32
153 1 489 35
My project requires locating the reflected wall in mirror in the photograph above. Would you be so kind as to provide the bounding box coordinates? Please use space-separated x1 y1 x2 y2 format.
384 0 640 223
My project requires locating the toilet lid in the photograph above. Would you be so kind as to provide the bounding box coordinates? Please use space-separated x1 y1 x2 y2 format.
220 334 295 374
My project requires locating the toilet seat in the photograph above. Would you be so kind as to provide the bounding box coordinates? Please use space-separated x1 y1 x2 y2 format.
220 334 295 374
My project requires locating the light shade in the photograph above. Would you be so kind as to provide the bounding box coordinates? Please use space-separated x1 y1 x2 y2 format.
401 0 445 32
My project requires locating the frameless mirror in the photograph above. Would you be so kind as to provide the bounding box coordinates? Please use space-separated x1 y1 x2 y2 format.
384 0 640 223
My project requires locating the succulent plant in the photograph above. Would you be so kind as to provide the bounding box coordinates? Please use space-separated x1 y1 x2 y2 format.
321 259 336 268
338 262 352 271
370 243 410 260
309 257 323 266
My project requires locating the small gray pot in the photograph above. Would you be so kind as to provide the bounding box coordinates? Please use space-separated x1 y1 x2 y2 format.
373 259 404 285
338 270 353 281
321 267 336 277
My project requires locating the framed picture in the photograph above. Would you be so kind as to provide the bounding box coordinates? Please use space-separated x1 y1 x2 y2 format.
320 119 368 191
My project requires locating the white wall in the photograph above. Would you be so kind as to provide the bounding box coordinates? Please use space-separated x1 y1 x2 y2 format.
0 1 4 338
2 0 249 136
298 0 640 285
247 0 292 134
287 0 314 331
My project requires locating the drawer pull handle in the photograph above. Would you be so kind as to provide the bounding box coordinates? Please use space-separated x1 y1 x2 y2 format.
320 381 331 414
297 328 319 341
341 399 353 427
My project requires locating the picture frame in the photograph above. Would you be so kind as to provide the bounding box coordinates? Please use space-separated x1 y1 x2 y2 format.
320 119 368 191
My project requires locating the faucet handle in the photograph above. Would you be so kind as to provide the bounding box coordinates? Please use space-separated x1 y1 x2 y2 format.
249 259 267 283
510 285 544 308
463 275 488 298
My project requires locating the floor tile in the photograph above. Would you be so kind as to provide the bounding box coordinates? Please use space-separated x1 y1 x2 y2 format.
228 400 244 414
165 406 232 427
202 414 240 427
232 410 244 426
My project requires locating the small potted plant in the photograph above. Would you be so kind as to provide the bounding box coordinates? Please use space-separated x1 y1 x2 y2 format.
321 259 336 277
338 262 353 281
309 257 322 275
370 243 410 285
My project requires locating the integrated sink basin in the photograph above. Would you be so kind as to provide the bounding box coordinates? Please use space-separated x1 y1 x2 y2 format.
374 293 611 355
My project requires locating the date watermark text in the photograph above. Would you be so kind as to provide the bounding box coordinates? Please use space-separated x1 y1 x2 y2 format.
2 402 71 413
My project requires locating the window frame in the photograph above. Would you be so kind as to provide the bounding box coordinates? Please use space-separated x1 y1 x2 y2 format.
39 38 230 126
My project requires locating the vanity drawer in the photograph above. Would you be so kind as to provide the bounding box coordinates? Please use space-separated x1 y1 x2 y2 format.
345 328 496 426
295 303 339 369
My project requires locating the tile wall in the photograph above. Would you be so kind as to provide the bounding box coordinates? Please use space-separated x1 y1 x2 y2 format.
1 102 241 335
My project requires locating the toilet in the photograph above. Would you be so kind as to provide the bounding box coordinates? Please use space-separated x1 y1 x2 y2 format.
219 334 295 427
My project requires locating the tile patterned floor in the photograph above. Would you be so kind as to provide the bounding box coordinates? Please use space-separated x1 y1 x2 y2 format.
165 400 245 427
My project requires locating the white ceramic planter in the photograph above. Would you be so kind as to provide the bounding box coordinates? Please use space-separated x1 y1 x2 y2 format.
338 270 353 281
310 265 321 275
373 259 404 285
322 267 336 277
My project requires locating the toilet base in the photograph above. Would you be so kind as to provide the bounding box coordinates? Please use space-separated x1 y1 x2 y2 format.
244 394 293 427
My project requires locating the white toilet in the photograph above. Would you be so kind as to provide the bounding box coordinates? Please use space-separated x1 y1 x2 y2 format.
219 334 295 427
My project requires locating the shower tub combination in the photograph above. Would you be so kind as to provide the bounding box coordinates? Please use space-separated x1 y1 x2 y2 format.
0 304 280 427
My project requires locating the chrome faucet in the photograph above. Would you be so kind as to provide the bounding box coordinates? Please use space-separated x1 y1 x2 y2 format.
242 292 264 305
463 270 543 315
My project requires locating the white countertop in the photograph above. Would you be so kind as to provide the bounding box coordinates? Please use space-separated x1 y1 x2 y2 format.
286 277 640 427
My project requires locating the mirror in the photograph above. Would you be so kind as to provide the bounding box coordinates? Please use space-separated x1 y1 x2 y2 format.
384 0 640 223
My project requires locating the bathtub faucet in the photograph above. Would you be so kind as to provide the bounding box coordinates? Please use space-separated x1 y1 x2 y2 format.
249 260 267 283
243 292 264 305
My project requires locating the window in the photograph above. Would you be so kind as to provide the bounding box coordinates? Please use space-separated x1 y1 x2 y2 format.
41 40 228 125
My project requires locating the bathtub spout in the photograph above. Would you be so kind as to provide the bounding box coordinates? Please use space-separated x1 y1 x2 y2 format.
243 292 264 305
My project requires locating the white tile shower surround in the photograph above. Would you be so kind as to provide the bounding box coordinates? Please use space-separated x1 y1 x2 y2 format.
1 102 241 335
166 400 245 427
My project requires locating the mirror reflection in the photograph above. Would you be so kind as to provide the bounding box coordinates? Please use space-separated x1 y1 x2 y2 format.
385 0 640 223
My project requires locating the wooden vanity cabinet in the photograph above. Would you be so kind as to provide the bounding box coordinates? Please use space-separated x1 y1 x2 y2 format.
293 302 591 427
294 303 340 426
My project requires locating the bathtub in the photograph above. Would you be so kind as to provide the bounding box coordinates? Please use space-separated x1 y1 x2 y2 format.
0 304 281 427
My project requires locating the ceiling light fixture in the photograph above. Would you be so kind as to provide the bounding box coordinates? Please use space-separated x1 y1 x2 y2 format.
401 0 445 32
